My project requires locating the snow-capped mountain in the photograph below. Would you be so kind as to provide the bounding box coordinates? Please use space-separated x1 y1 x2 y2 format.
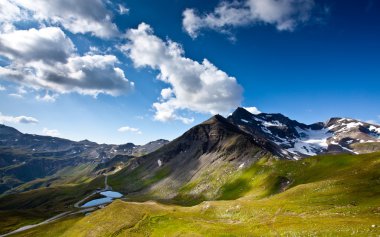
228 107 380 159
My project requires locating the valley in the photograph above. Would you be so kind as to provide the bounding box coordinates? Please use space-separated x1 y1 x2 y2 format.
2 152 380 236
0 108 380 236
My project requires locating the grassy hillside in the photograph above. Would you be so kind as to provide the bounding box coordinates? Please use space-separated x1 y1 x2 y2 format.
9 152 380 236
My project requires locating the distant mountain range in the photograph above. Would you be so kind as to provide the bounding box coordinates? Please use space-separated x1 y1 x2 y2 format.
1 107 379 197
1 108 380 236
0 125 168 194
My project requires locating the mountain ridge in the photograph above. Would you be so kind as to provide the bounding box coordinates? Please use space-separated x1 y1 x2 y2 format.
0 110 380 236
0 125 169 194
228 107 380 159
1 109 380 197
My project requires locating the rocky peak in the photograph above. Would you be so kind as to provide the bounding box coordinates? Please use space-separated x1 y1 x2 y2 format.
227 108 380 159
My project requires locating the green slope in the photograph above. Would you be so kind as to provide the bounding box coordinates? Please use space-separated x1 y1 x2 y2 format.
8 152 380 236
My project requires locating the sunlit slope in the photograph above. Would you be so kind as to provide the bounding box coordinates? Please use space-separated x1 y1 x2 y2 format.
13 152 380 236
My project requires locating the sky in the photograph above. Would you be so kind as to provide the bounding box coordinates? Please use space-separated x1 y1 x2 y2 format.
0 0 379 145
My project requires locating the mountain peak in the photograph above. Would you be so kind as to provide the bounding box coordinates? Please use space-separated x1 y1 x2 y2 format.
202 114 228 125
0 124 22 136
231 107 255 118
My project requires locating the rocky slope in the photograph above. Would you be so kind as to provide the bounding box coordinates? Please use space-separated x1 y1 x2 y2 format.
109 115 282 203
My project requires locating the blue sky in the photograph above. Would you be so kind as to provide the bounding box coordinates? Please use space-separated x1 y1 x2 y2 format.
0 0 379 144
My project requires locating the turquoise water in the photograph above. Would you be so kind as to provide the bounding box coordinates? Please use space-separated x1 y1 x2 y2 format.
100 191 123 198
81 197 113 207
81 191 123 207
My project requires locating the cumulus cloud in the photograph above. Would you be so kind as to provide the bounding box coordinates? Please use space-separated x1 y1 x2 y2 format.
183 0 315 38
244 106 261 115
0 85 5 91
42 128 60 136
0 0 25 23
0 27 134 97
0 27 75 64
117 126 142 134
121 23 242 123
11 0 119 38
0 113 38 124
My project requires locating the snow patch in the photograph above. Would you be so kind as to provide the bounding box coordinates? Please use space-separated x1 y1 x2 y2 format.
369 125 380 133
261 126 272 134
287 127 331 156
263 120 285 127
346 122 363 129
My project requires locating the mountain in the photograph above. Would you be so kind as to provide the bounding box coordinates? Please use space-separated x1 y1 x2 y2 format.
2 109 378 196
106 108 380 203
108 115 276 203
0 111 380 236
0 124 168 194
228 107 380 159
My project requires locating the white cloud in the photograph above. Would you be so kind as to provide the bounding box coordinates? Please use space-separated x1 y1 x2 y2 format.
0 27 75 63
8 93 23 98
117 126 142 134
42 128 60 137
0 113 38 124
122 23 242 124
118 4 130 15
17 86 27 94
11 0 119 38
0 85 5 91
0 27 134 97
160 88 174 100
244 106 261 115
183 0 315 38
36 92 58 102
0 0 25 23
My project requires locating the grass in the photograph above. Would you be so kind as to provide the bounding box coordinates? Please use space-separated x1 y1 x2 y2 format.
7 152 380 236
9 163 98 193
108 166 171 194
0 176 104 235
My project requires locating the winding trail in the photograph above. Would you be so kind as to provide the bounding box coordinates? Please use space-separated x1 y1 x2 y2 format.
1 175 110 237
